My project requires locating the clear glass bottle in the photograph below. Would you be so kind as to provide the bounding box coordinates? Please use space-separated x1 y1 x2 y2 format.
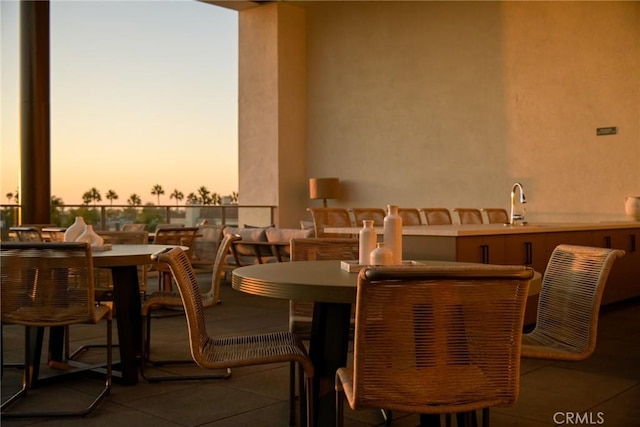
359 220 377 265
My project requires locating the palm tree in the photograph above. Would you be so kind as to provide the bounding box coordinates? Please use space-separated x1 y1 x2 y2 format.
169 189 184 206
231 191 239 204
82 191 92 205
106 190 119 206
151 184 164 205
50 195 64 206
83 187 101 207
6 192 14 203
197 186 212 205
186 193 199 205
127 194 142 206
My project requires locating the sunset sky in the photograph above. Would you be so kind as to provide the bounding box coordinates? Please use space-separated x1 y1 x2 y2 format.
1 0 238 206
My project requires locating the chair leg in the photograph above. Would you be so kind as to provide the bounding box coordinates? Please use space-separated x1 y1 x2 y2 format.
298 364 306 427
381 408 392 425
140 313 231 382
289 361 296 426
482 408 490 427
306 375 314 427
336 388 344 427
455 411 476 427
2 320 112 418
420 414 441 426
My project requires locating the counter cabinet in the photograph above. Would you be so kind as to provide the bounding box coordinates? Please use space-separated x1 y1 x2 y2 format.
403 226 640 325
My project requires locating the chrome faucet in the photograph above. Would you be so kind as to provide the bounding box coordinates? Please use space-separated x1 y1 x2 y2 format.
510 182 527 225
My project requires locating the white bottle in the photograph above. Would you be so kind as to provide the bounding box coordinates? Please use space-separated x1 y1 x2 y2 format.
76 224 104 247
370 242 393 265
384 204 403 264
64 216 86 242
359 220 377 265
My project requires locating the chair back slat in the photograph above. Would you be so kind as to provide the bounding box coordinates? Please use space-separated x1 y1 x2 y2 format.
524 244 625 359
420 208 453 225
482 208 509 224
453 208 483 224
351 208 386 226
1 242 100 326
348 264 532 413
307 208 353 237
397 208 422 225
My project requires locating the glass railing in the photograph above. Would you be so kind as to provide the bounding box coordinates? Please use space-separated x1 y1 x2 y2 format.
0 203 277 240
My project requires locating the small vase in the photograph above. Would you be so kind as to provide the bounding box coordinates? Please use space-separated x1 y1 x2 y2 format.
75 224 104 247
64 216 87 242
370 242 393 265
384 204 403 264
359 220 377 265
625 196 640 221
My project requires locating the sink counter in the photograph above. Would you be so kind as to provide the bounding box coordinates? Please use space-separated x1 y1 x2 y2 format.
326 222 640 324
325 222 640 237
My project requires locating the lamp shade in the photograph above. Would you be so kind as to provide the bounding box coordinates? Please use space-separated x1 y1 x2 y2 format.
309 177 340 201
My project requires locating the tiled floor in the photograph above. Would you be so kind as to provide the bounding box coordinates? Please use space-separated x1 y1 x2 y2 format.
2 272 639 426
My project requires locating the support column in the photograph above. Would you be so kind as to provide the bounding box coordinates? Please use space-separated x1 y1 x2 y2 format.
238 3 307 227
20 0 51 225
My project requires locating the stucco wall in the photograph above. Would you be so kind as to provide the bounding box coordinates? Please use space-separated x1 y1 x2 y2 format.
239 1 639 225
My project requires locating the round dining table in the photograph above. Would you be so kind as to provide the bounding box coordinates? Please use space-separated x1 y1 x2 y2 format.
46 244 184 385
232 260 541 426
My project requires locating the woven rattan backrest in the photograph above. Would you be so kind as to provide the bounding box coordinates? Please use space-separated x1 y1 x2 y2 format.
482 208 509 224
351 208 386 227
290 238 359 262
535 244 625 355
352 264 533 413
204 233 240 303
153 227 199 245
307 208 353 237
453 208 483 224
421 208 453 225
10 227 44 242
398 208 422 225
152 247 208 365
154 227 199 258
1 242 97 326
121 223 146 232
289 238 359 337
98 230 148 244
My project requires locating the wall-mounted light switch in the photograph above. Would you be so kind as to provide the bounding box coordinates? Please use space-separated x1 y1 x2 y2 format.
597 127 617 136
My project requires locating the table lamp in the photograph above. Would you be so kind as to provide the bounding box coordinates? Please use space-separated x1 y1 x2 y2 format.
309 177 340 207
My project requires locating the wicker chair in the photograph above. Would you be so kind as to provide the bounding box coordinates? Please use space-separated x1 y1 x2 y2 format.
140 233 240 382
452 208 483 224
95 230 150 298
150 246 315 427
43 227 66 242
191 224 224 270
522 244 625 361
121 223 146 232
350 208 386 226
307 207 353 237
9 226 44 242
66 230 151 362
397 208 422 225
420 208 453 225
0 242 112 418
151 226 199 291
482 208 509 224
288 238 359 422
336 264 533 427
